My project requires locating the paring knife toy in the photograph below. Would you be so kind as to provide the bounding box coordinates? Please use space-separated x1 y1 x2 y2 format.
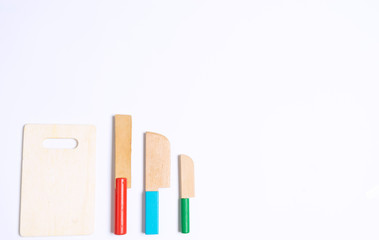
145 132 171 235
114 115 132 235
179 154 195 234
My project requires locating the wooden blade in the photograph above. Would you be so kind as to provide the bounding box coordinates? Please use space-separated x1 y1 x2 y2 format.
145 132 170 191
179 154 195 198
115 115 132 188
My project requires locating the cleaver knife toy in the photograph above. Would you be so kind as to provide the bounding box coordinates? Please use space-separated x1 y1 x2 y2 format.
114 115 132 235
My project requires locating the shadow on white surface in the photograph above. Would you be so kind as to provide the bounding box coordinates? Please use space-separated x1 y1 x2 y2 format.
18 126 25 237
110 116 115 233
141 133 146 233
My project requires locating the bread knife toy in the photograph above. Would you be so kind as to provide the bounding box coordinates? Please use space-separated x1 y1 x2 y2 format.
179 154 195 234
144 132 171 235
114 115 132 235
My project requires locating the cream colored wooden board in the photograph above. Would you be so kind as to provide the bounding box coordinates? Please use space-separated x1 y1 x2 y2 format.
114 115 132 188
20 124 96 237
145 132 170 191
179 154 195 198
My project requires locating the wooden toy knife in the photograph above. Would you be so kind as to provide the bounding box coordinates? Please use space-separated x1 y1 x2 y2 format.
179 154 195 234
145 132 170 235
114 115 132 235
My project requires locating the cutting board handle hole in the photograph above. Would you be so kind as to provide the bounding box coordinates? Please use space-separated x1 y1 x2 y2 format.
43 138 78 149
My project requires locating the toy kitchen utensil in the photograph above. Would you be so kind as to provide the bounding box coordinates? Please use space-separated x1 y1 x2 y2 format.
20 124 96 237
144 132 170 235
114 115 132 235
179 154 195 234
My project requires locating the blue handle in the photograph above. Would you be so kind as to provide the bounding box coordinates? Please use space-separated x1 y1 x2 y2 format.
145 191 159 234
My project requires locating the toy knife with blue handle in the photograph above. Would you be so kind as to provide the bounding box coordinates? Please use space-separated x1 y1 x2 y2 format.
144 132 170 235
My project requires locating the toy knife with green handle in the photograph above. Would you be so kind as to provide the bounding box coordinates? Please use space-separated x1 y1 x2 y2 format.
145 132 170 235
179 154 195 234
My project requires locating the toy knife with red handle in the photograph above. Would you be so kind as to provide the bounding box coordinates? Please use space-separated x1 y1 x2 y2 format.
114 115 132 235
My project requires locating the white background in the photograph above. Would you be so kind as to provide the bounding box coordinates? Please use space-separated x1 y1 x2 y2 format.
1 0 379 239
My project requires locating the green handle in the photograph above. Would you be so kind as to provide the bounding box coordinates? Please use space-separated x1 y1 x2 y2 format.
181 198 190 233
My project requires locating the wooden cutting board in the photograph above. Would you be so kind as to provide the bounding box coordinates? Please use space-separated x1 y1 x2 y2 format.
20 124 96 237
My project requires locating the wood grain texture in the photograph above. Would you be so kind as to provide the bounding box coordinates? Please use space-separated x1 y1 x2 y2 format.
114 115 132 188
179 154 195 198
145 132 170 191
20 124 96 237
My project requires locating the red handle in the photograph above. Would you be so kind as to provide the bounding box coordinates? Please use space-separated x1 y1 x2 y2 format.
115 178 127 235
